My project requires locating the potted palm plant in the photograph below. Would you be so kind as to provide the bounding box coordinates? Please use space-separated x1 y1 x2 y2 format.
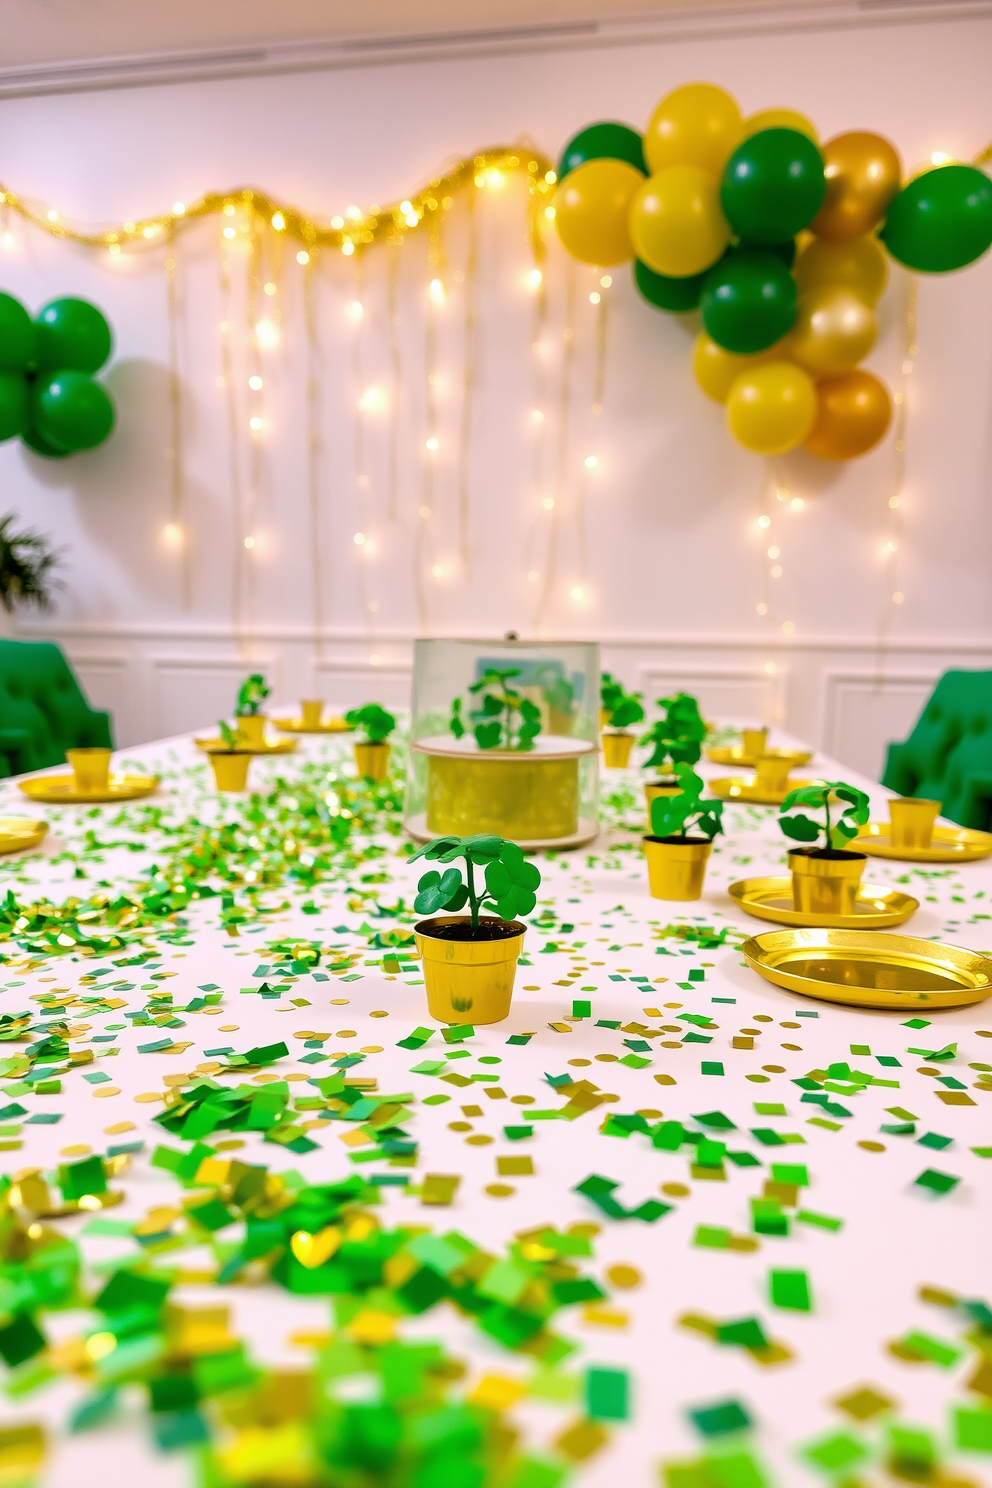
643 763 724 900
601 681 645 768
410 833 542 1023
639 691 705 809
345 703 397 780
0 515 61 623
235 673 271 748
779 782 871 915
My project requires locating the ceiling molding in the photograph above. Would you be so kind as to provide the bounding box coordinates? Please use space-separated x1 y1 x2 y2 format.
0 0 987 101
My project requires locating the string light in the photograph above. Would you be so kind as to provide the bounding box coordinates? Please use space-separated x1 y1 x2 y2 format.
425 436 439 452
528 268 543 289
584 454 598 470
244 535 255 549
255 319 279 349
358 386 384 412
757 514 771 529
248 375 263 391
163 523 183 546
296 250 309 265
249 416 263 432
353 532 365 546
429 278 445 304
599 275 612 288
173 201 186 216
589 291 600 305
347 300 363 322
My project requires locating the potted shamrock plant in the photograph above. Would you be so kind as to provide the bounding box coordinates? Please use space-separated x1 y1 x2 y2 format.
345 703 397 781
235 673 271 748
779 782 871 916
643 763 724 900
600 671 624 730
205 719 254 792
410 834 542 1023
450 666 541 751
601 680 645 768
639 691 706 809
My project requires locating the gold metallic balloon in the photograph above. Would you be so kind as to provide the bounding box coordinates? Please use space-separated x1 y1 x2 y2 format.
693 332 775 403
644 82 743 177
794 233 888 304
554 158 644 266
726 361 817 455
811 131 902 242
743 108 819 143
788 286 877 376
804 370 892 459
630 166 730 278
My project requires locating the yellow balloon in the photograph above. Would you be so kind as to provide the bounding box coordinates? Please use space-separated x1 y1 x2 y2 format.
693 333 776 403
742 108 819 143
630 166 730 279
793 233 888 304
726 361 817 455
554 157 644 266
788 286 877 376
644 82 743 176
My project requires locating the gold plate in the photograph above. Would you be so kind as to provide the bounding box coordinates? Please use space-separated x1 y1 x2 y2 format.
18 774 159 805
741 928 992 1010
273 717 352 734
0 817 48 852
857 822 992 864
706 745 813 769
194 736 298 755
709 776 821 806
729 876 918 929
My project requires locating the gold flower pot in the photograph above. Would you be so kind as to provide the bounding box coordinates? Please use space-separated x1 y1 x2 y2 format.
355 742 391 780
415 915 525 1024
644 777 683 813
208 751 253 792
754 751 809 795
237 715 268 748
65 748 112 793
643 835 713 901
789 848 866 916
602 732 635 768
889 797 941 850
300 700 324 729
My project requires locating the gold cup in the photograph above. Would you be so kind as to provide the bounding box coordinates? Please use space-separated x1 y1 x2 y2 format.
754 754 795 795
789 849 866 917
237 715 267 748
65 748 112 793
415 916 524 1024
889 797 941 850
300 700 324 729
741 727 768 758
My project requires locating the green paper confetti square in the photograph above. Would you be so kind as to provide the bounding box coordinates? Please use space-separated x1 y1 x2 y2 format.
801 1430 869 1475
953 1405 992 1453
914 1169 960 1197
769 1269 811 1312
586 1365 629 1421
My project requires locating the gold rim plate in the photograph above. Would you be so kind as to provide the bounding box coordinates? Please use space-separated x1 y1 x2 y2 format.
18 774 159 804
273 717 353 734
194 737 298 754
729 876 918 929
857 822 992 863
709 776 821 806
706 746 813 769
0 817 48 852
742 927 992 1010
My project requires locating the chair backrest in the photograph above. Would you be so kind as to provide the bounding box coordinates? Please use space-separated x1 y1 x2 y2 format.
882 669 992 828
0 638 113 773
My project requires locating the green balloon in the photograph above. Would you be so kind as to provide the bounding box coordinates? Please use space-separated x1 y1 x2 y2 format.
34 298 113 374
880 165 992 273
745 237 796 269
0 373 27 441
721 128 826 244
33 371 115 452
557 121 646 181
700 247 797 353
0 293 35 373
21 423 71 459
634 257 706 312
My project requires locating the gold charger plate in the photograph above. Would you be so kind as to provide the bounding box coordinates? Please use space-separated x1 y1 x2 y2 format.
273 717 353 734
0 817 48 852
706 745 813 769
729 876 918 929
741 928 992 1011
709 776 821 806
194 736 298 754
857 822 992 864
18 774 159 805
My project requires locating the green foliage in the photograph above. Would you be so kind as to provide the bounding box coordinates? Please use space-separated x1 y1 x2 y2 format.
345 703 397 744
601 677 644 731
649 764 724 842
449 668 541 751
600 671 623 711
640 691 706 772
236 673 270 716
779 782 870 851
217 719 239 750
410 834 542 927
0 514 61 614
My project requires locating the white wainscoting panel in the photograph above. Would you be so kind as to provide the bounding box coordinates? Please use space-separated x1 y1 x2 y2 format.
150 655 282 739
313 659 413 713
638 665 787 729
70 656 135 746
821 670 936 782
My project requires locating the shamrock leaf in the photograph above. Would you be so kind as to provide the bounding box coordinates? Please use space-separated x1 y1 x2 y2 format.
413 868 467 915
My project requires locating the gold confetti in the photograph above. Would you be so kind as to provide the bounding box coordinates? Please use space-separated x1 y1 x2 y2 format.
606 1264 642 1289
485 1183 514 1198
94 1087 121 1098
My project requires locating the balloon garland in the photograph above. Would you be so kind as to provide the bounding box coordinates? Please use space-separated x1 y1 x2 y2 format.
0 294 116 458
555 84 992 460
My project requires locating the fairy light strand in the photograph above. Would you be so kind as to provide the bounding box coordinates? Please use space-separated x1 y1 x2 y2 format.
302 253 324 662
164 248 190 610
218 245 246 655
875 272 917 683
536 257 576 633
386 242 402 524
456 185 478 574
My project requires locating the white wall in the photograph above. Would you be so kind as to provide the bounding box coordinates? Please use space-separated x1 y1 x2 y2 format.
0 4 990 778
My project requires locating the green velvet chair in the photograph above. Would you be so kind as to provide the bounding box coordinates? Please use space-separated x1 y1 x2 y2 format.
0 639 113 779
882 669 992 830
